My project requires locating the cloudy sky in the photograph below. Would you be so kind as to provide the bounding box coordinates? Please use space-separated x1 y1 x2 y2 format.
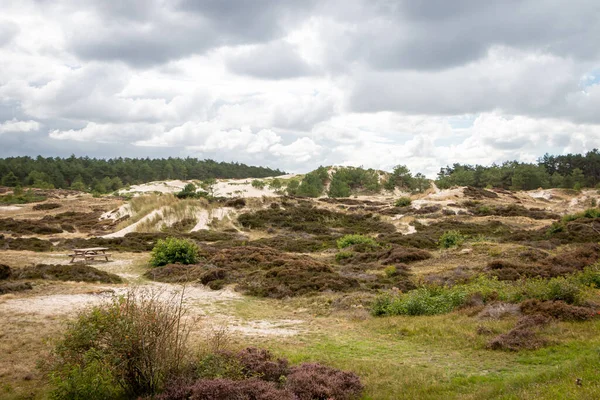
1 0 599 176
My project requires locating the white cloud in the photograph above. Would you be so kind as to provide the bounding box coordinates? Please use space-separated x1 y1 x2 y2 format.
0 118 40 134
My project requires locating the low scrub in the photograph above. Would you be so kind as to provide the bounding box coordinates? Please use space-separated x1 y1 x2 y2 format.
337 234 378 249
394 197 412 207
487 314 551 351
0 237 54 252
438 230 465 249
47 289 364 400
151 237 199 267
13 264 122 283
238 204 395 235
373 268 600 316
0 281 33 295
519 299 596 321
32 202 61 211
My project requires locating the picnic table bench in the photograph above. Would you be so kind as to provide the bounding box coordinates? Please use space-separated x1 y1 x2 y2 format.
68 247 112 263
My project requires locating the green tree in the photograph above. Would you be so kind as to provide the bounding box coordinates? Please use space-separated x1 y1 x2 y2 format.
1 171 19 187
328 175 351 197
286 179 300 196
571 168 586 189
510 164 549 190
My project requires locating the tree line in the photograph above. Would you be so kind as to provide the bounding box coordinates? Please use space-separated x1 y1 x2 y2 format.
436 149 600 191
0 156 284 193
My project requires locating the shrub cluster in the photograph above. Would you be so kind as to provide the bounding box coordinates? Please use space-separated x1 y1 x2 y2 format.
47 291 364 400
438 230 466 249
394 197 412 207
151 237 199 267
372 266 600 316
337 234 378 249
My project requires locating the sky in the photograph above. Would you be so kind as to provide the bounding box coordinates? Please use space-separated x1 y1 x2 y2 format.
1 0 599 176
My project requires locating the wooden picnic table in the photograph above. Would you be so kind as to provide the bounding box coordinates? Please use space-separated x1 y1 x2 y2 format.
69 247 112 263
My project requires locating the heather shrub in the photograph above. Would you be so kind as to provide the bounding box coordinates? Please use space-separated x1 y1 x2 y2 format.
159 378 296 400
520 299 595 321
285 363 364 400
151 237 199 267
236 347 289 382
0 263 11 280
487 315 551 351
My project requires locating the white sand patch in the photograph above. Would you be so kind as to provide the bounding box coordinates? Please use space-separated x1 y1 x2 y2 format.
391 215 417 235
0 291 123 315
121 180 188 195
102 208 164 238
192 210 210 231
228 319 303 337
100 204 132 220
0 283 241 317
411 199 457 210
118 177 292 199
0 205 22 211
425 187 465 200
528 190 553 200
191 207 235 232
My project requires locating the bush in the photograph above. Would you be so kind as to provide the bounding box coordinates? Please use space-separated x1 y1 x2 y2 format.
285 363 364 400
49 354 124 400
384 265 398 277
519 299 595 321
373 271 597 317
487 315 550 351
394 197 412 207
0 264 11 280
237 347 289 382
151 237 199 267
337 234 378 249
251 180 266 189
439 230 465 249
48 289 189 397
159 378 296 400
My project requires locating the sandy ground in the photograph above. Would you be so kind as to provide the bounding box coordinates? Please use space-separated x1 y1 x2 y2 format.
0 250 304 338
117 175 301 198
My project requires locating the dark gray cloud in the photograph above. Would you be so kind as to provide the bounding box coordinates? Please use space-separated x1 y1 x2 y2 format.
340 0 600 70
226 41 315 80
59 0 318 67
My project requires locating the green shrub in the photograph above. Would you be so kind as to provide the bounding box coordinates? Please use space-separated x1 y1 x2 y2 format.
562 208 600 223
251 180 266 189
49 352 124 400
384 265 398 277
577 263 600 288
372 271 594 317
337 234 378 249
438 230 465 249
48 289 189 397
394 197 412 207
150 237 199 267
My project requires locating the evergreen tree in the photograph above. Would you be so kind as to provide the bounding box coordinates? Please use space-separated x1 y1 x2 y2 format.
1 171 19 187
